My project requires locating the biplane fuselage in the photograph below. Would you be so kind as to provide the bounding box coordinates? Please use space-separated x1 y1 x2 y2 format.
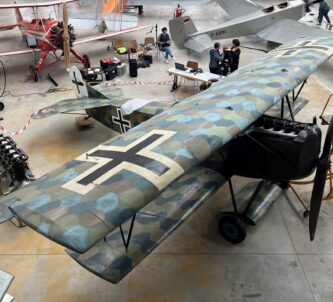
20 18 61 50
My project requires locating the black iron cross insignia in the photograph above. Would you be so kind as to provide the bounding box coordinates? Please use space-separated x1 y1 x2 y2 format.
274 40 333 56
62 130 184 195
72 71 84 94
112 108 131 133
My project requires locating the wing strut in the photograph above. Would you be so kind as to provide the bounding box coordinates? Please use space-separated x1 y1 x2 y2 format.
118 213 136 251
280 96 294 121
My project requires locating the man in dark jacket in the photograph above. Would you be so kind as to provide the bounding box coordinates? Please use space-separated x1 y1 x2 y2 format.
209 42 223 74
230 39 241 73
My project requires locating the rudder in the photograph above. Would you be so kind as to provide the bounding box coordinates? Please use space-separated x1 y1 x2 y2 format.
169 16 198 45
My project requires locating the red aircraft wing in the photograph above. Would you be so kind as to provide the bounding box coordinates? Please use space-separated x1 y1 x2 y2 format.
0 24 18 31
0 0 77 9
0 48 41 57
74 24 152 45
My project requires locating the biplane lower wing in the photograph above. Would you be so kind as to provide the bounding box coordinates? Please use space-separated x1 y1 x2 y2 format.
68 166 225 283
2 36 333 256
0 23 18 31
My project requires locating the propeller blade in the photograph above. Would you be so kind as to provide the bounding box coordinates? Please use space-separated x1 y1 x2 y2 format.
63 2 70 70
309 118 333 240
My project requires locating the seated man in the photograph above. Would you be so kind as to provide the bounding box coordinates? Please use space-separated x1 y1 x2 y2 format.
157 27 175 64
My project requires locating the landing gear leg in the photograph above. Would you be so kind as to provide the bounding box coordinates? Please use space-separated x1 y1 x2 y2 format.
83 54 91 68
29 65 38 82
70 48 90 68
138 5 143 15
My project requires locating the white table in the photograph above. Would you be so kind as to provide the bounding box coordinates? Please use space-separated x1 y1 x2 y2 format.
167 67 221 91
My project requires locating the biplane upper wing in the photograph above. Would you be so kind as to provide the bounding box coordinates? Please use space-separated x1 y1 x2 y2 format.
73 24 152 45
1 36 333 257
0 0 77 9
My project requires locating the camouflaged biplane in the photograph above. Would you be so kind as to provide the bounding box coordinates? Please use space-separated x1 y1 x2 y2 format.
1 36 333 284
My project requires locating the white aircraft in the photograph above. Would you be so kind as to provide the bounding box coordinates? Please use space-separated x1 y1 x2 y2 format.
170 0 332 52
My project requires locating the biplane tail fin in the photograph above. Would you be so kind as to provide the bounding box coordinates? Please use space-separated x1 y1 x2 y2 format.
169 16 213 53
169 16 198 45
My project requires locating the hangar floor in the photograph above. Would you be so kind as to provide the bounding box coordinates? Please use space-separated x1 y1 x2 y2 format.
0 1 333 301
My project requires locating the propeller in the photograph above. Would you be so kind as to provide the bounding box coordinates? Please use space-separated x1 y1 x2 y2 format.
62 2 70 70
309 117 333 240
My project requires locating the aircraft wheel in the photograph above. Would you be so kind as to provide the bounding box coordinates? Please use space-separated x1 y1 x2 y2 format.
29 65 38 82
0 102 4 111
279 181 289 190
303 210 310 218
218 214 246 244
83 55 91 68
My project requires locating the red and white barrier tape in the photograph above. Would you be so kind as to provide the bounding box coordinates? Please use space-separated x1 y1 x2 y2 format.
104 80 174 87
0 109 42 136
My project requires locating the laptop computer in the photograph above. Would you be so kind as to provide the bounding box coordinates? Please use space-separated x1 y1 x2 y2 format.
175 62 188 71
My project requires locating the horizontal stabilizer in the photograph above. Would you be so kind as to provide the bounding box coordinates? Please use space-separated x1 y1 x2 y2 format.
215 0 262 18
257 19 332 44
31 94 124 119
184 34 213 53
68 167 225 283
0 203 14 224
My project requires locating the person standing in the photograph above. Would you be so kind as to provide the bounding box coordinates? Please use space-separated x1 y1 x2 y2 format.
174 4 185 18
209 42 223 74
317 0 331 25
230 39 241 73
157 27 175 64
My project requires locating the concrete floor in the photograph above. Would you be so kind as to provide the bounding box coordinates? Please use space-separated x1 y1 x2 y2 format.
0 1 333 301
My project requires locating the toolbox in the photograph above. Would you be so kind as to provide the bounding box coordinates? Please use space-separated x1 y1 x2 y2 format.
81 67 103 83
116 63 127 76
105 65 117 81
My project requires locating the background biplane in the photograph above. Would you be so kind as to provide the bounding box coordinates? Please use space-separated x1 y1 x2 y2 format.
0 0 151 81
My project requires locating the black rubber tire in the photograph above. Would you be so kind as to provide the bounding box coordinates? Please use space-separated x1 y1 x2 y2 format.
279 181 289 190
29 65 38 82
0 102 4 111
83 54 91 68
218 214 247 244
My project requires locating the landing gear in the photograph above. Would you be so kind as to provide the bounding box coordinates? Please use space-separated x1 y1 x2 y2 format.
219 213 247 244
138 5 143 15
83 54 90 68
29 65 38 82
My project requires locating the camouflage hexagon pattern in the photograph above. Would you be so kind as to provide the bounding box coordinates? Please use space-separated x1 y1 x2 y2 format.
1 36 332 255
